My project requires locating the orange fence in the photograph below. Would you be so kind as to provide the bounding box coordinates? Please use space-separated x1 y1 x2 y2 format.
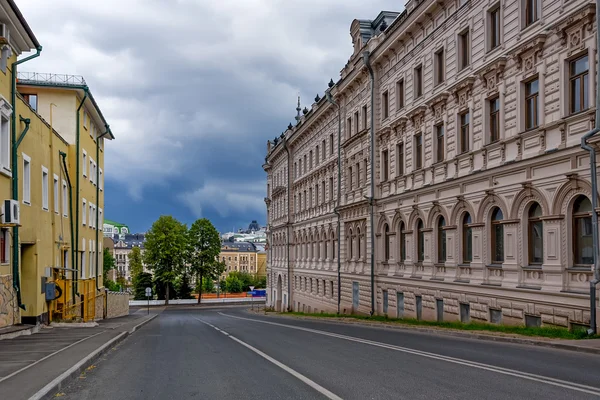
193 292 250 299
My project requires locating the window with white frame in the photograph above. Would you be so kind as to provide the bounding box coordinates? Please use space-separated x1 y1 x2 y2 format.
82 150 87 177
89 158 94 184
99 168 103 190
0 114 10 172
82 198 87 225
89 203 93 227
53 175 59 214
458 29 470 71
488 4 501 51
62 180 68 216
99 208 103 229
42 166 49 210
0 228 8 264
83 111 88 129
22 153 31 204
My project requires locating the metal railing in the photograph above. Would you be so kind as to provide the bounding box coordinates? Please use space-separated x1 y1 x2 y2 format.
17 72 87 86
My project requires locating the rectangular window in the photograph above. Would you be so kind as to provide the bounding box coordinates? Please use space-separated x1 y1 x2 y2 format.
82 199 87 226
459 30 470 71
82 150 87 177
329 177 334 201
396 80 404 110
90 159 95 184
62 180 68 217
525 78 539 130
316 146 319 165
436 125 445 163
309 151 313 169
354 111 359 133
89 203 93 227
53 175 59 214
322 180 326 203
570 55 589 114
22 154 30 204
460 111 470 153
83 111 88 128
348 166 353 190
396 143 404 176
362 105 368 129
356 162 361 187
489 97 500 143
434 49 444 85
23 94 37 111
322 140 326 159
525 0 538 27
381 150 389 181
415 134 423 170
99 208 103 229
99 168 103 190
347 117 352 137
382 91 389 120
0 228 8 264
414 65 423 98
0 115 9 171
330 134 334 155
489 5 501 50
42 167 49 210
363 159 367 185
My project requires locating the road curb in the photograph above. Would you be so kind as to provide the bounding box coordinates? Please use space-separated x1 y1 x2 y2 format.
30 314 159 400
258 312 600 355
0 325 40 341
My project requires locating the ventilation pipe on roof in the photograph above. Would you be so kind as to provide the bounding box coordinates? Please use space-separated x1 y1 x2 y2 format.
580 0 600 335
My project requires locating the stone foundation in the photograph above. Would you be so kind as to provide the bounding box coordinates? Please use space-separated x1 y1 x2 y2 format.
0 275 19 328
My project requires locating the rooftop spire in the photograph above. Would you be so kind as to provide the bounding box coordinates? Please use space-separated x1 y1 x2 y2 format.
295 93 302 122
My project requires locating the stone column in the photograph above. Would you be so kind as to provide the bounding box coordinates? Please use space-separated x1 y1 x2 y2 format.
501 220 520 288
541 215 564 292
469 223 485 284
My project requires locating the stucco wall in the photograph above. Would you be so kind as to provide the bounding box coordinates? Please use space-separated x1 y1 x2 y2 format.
0 275 19 328
106 291 129 319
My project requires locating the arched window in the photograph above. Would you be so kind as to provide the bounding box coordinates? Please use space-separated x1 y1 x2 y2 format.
528 203 543 265
491 208 504 263
384 224 390 261
399 221 406 262
357 227 362 259
348 229 353 260
462 213 472 263
417 219 424 262
438 217 446 263
573 195 593 266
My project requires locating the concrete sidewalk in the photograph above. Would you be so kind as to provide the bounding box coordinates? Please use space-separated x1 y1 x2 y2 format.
0 309 161 400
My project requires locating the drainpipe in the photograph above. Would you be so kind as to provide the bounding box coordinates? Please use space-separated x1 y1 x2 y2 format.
580 0 600 335
60 151 75 303
74 90 88 296
283 138 292 311
363 51 376 316
95 126 110 291
325 90 342 315
10 46 42 310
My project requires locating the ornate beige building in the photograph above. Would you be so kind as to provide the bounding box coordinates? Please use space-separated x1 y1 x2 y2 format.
264 0 600 330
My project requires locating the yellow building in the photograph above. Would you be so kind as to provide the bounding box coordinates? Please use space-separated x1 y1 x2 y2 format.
0 0 114 327
219 242 266 280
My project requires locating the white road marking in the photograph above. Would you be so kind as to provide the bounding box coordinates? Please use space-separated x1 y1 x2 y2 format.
0 330 106 384
192 317 342 400
219 312 600 397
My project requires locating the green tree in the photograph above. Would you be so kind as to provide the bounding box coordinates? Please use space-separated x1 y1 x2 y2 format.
143 215 188 304
102 248 116 282
154 276 177 300
187 218 223 304
201 277 215 294
225 274 243 293
254 275 267 289
133 272 153 300
128 246 144 283
176 273 194 299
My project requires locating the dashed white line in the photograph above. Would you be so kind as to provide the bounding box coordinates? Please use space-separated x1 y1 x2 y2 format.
192 317 342 400
218 312 600 397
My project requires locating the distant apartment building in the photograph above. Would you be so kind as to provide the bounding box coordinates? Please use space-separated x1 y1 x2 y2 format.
264 0 599 330
111 233 145 283
103 219 130 238
220 241 267 279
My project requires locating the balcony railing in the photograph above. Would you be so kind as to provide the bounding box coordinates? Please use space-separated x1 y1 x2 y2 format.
17 72 87 87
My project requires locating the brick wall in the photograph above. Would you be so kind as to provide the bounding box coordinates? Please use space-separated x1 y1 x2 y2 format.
0 275 19 328
106 291 129 319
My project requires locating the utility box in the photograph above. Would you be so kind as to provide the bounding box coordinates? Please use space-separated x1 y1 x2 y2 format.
45 282 56 301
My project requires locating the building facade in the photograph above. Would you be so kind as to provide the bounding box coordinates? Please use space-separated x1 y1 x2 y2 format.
0 0 114 327
112 233 145 283
103 219 130 238
264 0 600 329
220 241 267 279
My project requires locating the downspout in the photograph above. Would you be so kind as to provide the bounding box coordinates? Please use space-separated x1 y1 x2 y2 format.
363 51 376 316
10 46 42 310
75 90 89 296
60 151 75 303
95 126 110 291
283 138 291 311
581 0 600 335
325 91 342 315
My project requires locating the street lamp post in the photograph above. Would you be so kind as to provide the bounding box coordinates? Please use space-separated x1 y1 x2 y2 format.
249 285 255 310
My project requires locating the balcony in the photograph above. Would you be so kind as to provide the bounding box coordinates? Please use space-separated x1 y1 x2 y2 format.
17 72 87 87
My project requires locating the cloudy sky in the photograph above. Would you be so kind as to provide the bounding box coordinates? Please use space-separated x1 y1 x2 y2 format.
18 0 399 233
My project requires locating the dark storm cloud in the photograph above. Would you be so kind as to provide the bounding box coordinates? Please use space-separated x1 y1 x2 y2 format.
18 0 399 231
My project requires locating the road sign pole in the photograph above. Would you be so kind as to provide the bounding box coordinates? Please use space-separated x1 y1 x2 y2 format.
147 295 149 314
249 286 255 311
145 287 152 315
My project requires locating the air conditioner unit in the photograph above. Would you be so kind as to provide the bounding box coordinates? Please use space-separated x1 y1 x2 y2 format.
0 24 9 45
2 199 20 225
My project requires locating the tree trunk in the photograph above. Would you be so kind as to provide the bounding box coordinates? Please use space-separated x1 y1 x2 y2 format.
165 282 170 305
197 272 203 304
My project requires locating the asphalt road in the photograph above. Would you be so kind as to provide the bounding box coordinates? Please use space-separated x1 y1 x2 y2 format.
58 306 600 400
